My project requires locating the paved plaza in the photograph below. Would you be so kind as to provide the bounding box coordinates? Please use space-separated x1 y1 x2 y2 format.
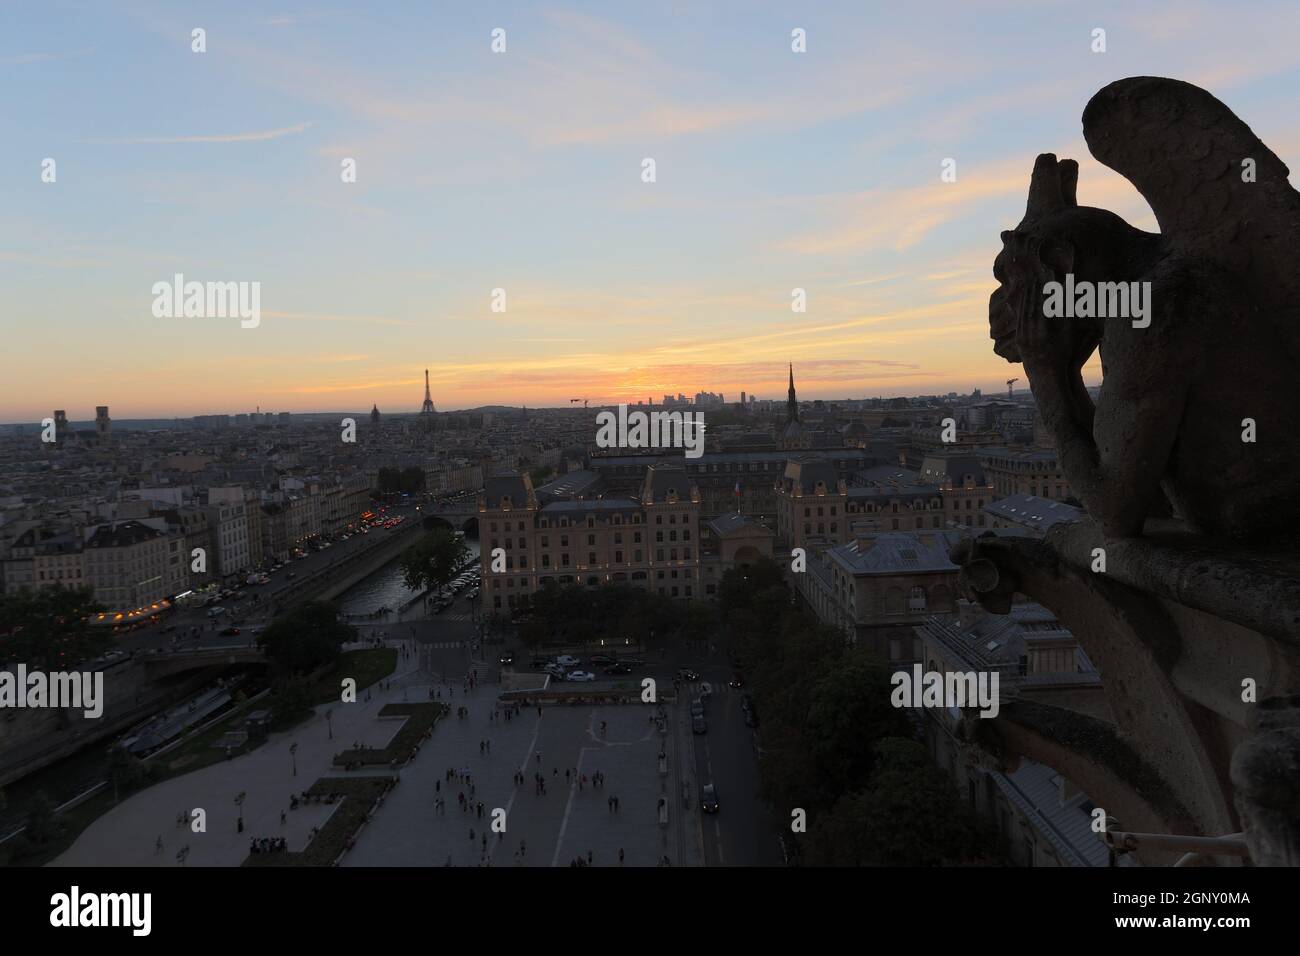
52 638 703 868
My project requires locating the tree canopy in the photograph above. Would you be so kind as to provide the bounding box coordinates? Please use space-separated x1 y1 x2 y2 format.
0 585 108 670
399 526 470 593
257 601 355 676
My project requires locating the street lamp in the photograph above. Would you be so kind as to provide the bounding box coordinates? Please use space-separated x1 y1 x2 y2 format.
325 709 333 739
235 791 246 832
290 742 299 776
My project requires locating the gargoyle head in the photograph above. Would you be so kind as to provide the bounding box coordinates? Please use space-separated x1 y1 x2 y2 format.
990 153 1146 363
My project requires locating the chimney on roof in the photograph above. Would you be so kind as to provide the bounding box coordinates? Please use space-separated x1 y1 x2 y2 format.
852 518 882 552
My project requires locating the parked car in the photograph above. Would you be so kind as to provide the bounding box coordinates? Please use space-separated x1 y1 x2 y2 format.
589 655 615 666
207 607 226 618
603 663 633 675
690 698 705 718
566 670 597 682
219 626 241 637
700 783 720 813
692 715 708 735
554 655 581 668
544 663 567 679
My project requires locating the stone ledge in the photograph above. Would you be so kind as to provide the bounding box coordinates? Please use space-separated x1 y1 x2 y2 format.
1046 518 1300 646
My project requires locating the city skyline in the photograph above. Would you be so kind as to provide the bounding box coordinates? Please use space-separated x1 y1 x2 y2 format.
7 2 1300 419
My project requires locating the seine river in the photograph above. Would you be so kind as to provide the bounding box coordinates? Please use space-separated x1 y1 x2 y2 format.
337 534 479 615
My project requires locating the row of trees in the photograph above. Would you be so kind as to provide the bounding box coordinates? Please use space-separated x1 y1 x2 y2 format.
719 559 997 865
511 580 715 650
376 466 425 495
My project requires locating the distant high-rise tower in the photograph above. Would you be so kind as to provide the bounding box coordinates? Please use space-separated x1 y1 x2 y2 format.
421 369 436 415
53 409 69 445
95 405 112 441
740 390 746 405
786 364 799 423
370 403 380 424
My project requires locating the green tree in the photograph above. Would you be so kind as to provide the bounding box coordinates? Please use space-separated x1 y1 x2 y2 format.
399 467 425 493
258 601 354 676
0 585 108 671
108 744 151 799
400 527 469 593
805 738 996 866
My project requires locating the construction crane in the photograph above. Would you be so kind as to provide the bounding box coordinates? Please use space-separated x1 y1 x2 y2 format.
1006 377 1018 400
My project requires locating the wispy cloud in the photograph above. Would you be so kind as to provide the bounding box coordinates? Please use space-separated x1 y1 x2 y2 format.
86 122 313 145
0 48 93 66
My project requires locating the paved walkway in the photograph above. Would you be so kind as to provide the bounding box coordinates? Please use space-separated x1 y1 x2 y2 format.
52 642 702 867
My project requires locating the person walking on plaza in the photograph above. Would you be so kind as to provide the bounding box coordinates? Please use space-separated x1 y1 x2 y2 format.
619 848 625 865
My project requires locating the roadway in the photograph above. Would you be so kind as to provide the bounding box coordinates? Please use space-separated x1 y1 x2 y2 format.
688 664 784 867
115 502 425 655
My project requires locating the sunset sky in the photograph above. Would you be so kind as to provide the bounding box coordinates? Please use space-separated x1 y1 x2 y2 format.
4 1 1300 420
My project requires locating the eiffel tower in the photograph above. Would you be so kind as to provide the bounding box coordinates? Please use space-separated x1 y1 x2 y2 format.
421 369 436 415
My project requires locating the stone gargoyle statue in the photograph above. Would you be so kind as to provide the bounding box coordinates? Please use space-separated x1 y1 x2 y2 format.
987 76 1300 545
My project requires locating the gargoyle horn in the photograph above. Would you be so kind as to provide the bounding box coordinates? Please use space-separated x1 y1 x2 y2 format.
1024 154 1079 222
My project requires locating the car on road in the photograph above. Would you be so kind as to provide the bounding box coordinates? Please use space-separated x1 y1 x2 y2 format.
603 662 633 675
589 655 615 666
622 658 645 667
566 670 596 682
554 655 581 668
692 715 708 735
219 626 241 636
499 652 514 666
690 698 705 718
544 663 567 679
700 783 719 813
729 672 744 688
206 607 226 618
676 668 700 682
286 571 297 579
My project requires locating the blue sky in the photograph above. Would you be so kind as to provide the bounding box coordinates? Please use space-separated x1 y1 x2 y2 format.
3 1 1300 419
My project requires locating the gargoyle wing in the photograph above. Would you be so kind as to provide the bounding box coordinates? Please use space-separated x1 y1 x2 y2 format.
1082 76 1300 316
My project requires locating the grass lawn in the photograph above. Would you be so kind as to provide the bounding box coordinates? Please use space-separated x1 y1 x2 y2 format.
307 648 398 706
332 702 445 767
242 776 396 866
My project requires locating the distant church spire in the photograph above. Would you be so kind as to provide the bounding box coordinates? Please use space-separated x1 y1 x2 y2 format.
786 363 799 423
